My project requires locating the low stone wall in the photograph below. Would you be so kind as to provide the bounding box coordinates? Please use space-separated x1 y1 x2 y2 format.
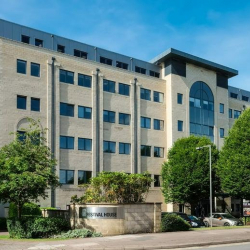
70 203 161 236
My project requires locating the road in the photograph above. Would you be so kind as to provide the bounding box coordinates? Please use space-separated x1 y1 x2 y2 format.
166 242 250 249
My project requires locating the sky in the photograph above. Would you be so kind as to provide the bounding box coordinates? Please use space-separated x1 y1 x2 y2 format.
1 0 250 90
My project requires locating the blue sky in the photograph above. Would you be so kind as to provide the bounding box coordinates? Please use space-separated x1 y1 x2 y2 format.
1 0 250 90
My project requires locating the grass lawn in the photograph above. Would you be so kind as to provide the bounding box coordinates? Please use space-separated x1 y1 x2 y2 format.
0 234 68 241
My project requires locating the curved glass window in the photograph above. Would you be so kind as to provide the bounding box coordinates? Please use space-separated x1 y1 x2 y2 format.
189 81 214 142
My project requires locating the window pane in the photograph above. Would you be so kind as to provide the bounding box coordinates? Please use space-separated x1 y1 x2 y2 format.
103 141 109 152
67 170 74 184
21 35 30 44
60 170 66 184
31 98 40 112
110 142 116 153
110 112 115 123
85 139 92 151
177 93 183 104
146 118 151 129
78 74 91 88
85 107 92 119
17 60 26 74
178 120 183 131
68 137 74 149
60 136 67 149
103 110 109 122
119 143 124 154
31 63 40 77
17 96 26 109
35 39 43 47
78 138 84 150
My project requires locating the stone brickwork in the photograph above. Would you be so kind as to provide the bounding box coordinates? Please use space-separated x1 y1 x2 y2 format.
70 203 161 236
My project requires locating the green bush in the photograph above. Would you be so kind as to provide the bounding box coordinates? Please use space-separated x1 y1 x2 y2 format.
40 207 57 210
7 217 70 238
161 213 191 232
9 203 42 218
0 217 7 230
53 229 102 239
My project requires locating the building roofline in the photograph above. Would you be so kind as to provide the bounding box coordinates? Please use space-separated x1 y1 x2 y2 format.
150 48 238 78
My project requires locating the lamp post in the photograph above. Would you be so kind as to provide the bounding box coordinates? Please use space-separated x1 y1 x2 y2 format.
196 145 212 227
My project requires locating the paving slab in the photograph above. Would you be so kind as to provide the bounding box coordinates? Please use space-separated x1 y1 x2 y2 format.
1 228 250 250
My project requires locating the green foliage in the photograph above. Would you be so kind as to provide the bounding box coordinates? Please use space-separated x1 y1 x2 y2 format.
9 202 42 218
72 171 152 204
40 207 57 210
161 213 190 232
52 229 102 239
161 136 219 207
7 217 70 238
0 119 60 218
0 217 7 230
217 108 250 199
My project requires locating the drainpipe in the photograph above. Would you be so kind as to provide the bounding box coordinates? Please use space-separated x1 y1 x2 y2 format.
96 68 100 174
51 35 54 50
94 47 97 62
51 57 56 207
130 58 133 71
134 78 138 173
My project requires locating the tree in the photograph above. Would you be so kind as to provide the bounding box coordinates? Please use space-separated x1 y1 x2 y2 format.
0 119 59 218
161 136 219 213
217 108 250 201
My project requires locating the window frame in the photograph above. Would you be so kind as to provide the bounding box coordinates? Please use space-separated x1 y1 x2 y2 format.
78 106 92 119
220 128 225 138
103 79 115 93
141 116 151 129
103 141 116 153
103 110 116 123
116 61 128 70
149 70 160 78
60 136 74 149
178 120 183 132
60 169 74 184
35 38 43 47
119 113 130 125
153 91 164 103
154 175 161 187
78 138 92 151
21 35 30 44
154 147 164 158
140 88 151 101
78 170 92 185
219 103 224 114
78 73 92 88
31 62 40 77
177 93 183 104
31 97 40 112
60 102 74 117
60 69 74 84
135 66 146 74
119 83 130 96
119 142 131 155
100 56 112 66
57 44 65 53
229 109 233 118
74 49 87 59
141 145 151 157
17 95 27 110
154 119 164 131
17 59 27 74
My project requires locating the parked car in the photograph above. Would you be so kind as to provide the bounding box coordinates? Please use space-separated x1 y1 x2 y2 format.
203 213 244 227
162 212 192 226
188 215 206 228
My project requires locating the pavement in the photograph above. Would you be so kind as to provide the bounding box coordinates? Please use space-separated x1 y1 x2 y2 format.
1 228 250 250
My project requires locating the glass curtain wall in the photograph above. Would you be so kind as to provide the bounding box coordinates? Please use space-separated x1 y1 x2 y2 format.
189 81 214 142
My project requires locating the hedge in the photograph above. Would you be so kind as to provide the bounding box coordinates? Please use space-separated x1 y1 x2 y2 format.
161 213 190 232
7 217 70 238
9 203 42 218
0 217 7 230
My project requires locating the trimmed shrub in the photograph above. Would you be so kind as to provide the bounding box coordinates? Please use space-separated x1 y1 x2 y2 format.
0 217 7 230
161 213 190 232
53 229 102 239
7 217 70 238
9 203 42 218
40 207 57 210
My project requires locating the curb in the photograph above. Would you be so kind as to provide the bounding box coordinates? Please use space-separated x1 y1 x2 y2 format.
82 239 250 250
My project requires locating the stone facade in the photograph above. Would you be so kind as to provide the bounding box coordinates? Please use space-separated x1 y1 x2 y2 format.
70 203 161 236
0 19 249 217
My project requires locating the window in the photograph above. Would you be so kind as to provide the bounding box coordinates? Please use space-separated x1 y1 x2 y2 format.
154 91 164 103
119 83 130 96
57 44 65 53
103 110 115 123
141 117 151 129
60 170 74 184
135 66 146 74
141 88 151 101
31 98 40 112
119 143 131 155
242 95 249 102
178 120 183 131
150 70 160 78
141 145 151 157
154 175 161 187
78 138 92 151
231 204 235 212
229 109 233 118
74 49 87 59
116 61 128 70
17 131 26 142
35 39 43 47
17 95 26 110
189 81 214 142
119 113 130 125
236 204 240 212
31 63 40 77
220 128 224 138
21 35 30 44
60 102 74 117
154 147 164 158
154 119 164 130
177 93 183 104
220 103 224 114
78 106 92 119
103 141 116 153
60 69 74 84
234 110 241 119
103 79 115 93
230 92 238 99
17 59 26 74
78 171 92 185
60 136 74 149
78 74 91 88
100 56 112 66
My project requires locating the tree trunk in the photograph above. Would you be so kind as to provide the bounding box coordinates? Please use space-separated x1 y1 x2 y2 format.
17 202 22 219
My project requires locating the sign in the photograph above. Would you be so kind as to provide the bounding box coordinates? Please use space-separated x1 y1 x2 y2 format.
79 207 124 219
243 202 250 217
